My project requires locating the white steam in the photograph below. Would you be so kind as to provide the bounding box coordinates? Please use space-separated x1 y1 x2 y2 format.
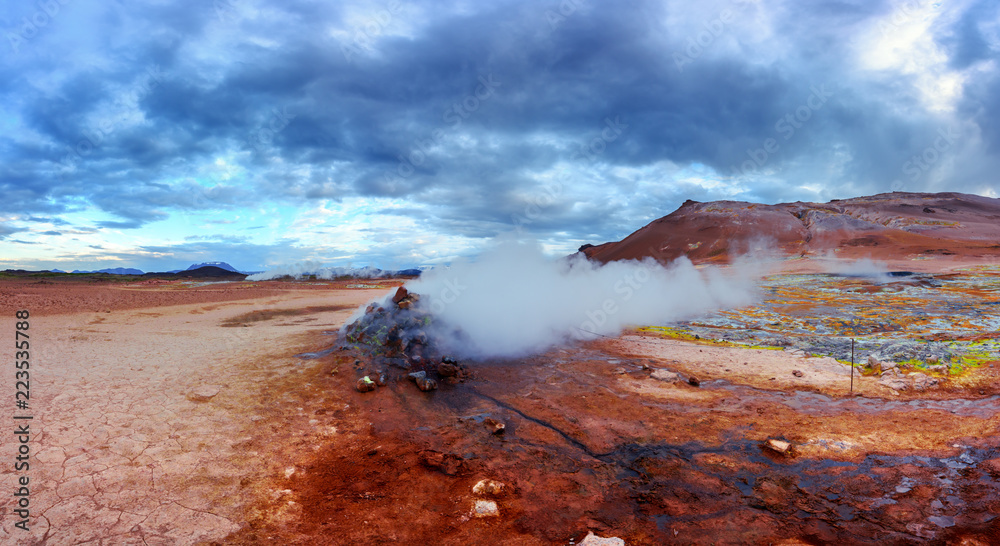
406 239 764 359
820 253 892 281
248 262 385 281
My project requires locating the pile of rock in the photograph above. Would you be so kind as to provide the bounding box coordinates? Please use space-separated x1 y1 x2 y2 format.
868 354 946 391
344 287 434 364
344 287 468 393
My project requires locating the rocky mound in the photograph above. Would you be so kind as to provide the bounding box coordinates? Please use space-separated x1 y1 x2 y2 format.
342 287 467 393
581 192 1000 265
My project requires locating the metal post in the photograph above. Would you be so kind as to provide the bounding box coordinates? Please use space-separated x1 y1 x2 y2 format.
850 338 854 394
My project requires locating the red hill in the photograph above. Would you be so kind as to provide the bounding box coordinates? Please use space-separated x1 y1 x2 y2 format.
581 192 1000 270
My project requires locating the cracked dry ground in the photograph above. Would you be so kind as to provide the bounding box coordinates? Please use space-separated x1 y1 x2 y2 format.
5 279 1000 545
0 281 383 544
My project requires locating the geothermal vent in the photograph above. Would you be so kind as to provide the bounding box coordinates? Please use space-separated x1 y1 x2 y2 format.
342 286 467 393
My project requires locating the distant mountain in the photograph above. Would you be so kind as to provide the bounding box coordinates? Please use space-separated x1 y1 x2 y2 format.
48 269 66 273
71 267 145 275
174 265 247 279
186 261 238 272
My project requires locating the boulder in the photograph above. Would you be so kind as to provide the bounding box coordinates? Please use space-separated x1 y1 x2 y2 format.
578 531 626 546
415 376 438 392
391 286 408 304
880 375 909 391
356 376 377 393
650 369 679 382
438 361 460 377
910 372 939 390
471 499 499 518
483 417 506 435
472 479 505 496
764 438 792 455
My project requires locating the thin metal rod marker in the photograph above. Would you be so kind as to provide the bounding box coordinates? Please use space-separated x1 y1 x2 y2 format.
850 338 855 393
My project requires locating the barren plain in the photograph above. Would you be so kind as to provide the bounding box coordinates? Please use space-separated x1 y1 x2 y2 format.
1 257 999 544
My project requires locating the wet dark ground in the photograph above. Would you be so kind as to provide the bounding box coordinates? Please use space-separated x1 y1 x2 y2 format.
224 340 1000 545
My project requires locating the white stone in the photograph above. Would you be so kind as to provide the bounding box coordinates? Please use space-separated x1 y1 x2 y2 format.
579 531 626 545
650 369 679 382
472 479 505 496
472 499 499 518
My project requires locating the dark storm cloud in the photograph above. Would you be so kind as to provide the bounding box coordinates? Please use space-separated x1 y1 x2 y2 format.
2 0 998 266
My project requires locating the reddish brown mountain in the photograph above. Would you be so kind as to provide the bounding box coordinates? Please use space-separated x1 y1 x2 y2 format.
580 192 1000 268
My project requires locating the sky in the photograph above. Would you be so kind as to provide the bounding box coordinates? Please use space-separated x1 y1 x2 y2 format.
1 0 998 272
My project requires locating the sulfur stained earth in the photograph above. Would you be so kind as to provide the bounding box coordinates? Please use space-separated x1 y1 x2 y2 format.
3 269 1000 544
225 268 1000 545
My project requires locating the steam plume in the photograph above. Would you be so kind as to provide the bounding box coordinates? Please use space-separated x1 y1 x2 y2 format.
248 262 385 281
405 238 764 358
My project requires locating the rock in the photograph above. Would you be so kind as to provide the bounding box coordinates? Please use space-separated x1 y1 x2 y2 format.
578 531 626 546
408 371 426 382
928 515 955 528
186 385 221 402
650 369 679 382
927 355 940 365
415 376 438 391
613 367 627 375
471 499 499 518
392 286 408 304
438 361 460 377
372 372 388 387
867 354 880 368
419 450 464 475
356 376 377 393
688 375 701 387
792 370 803 377
397 293 420 310
929 364 948 374
472 479 505 496
880 375 909 391
979 457 1000 478
374 355 407 369
483 417 505 435
764 438 792 455
910 372 939 390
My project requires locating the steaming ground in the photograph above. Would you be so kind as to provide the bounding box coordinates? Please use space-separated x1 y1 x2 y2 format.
248 262 385 281
401 239 764 358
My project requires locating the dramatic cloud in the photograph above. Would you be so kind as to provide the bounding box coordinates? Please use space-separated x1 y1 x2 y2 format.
1 0 998 271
